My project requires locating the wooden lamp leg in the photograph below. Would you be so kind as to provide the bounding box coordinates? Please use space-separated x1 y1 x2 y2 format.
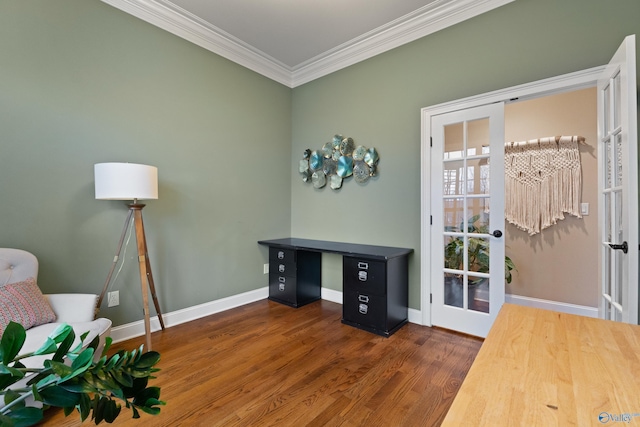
131 204 165 351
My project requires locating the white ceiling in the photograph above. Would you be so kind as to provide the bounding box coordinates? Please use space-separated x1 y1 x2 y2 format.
100 0 514 87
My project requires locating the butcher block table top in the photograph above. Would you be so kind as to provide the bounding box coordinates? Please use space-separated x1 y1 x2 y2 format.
442 303 640 426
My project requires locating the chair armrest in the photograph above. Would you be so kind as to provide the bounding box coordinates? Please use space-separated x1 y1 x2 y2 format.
44 294 98 323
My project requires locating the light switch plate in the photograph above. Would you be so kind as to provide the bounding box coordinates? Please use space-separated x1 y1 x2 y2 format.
580 202 589 216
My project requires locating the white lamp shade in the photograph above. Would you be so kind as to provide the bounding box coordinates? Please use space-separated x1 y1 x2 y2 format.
94 163 158 200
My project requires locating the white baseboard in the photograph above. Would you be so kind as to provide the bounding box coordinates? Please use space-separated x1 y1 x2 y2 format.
321 288 343 304
505 294 598 318
111 286 424 342
110 287 599 343
109 287 269 343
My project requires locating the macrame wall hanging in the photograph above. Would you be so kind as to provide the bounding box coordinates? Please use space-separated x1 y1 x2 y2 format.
504 135 584 235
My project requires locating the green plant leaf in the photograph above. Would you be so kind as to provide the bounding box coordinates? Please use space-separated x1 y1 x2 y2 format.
47 360 73 380
32 338 57 356
51 327 75 363
78 392 91 421
103 398 122 423
1 406 43 427
69 348 94 374
0 322 26 365
39 385 80 408
48 324 73 344
134 351 161 369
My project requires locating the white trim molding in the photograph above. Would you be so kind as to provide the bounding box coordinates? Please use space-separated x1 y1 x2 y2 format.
110 287 424 342
506 294 598 318
109 286 269 343
100 0 514 88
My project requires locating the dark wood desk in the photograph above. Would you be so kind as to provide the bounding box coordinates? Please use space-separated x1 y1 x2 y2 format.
258 238 413 337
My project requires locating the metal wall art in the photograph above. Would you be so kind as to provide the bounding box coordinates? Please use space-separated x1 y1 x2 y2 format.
299 134 380 190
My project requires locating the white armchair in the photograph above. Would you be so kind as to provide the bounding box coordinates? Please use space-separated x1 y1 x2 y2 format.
0 248 112 369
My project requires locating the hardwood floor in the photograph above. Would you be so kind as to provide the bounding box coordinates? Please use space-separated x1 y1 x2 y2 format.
41 299 482 426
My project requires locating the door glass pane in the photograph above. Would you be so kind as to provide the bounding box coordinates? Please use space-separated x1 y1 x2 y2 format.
604 138 612 188
605 193 612 241
444 235 464 272
603 84 610 134
615 250 623 305
616 190 623 245
468 237 490 274
613 72 621 129
444 198 464 231
604 246 611 296
467 158 490 195
469 275 489 313
615 133 623 186
444 160 465 196
444 123 464 158
467 118 490 152
444 275 463 308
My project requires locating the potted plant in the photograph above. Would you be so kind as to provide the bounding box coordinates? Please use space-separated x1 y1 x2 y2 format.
0 321 164 426
444 214 516 284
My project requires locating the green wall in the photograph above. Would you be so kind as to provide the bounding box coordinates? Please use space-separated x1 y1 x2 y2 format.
0 0 292 326
1 0 638 327
291 0 640 309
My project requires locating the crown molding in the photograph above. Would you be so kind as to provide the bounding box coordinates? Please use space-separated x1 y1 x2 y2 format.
101 0 515 88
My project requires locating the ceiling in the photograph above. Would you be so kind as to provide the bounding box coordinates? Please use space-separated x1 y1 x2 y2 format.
100 0 514 87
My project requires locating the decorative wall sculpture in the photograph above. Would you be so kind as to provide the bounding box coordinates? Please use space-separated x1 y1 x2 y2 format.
299 134 379 190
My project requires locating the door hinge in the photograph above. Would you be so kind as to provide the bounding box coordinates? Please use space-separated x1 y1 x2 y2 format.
430 215 433 225
430 137 433 147
430 293 433 304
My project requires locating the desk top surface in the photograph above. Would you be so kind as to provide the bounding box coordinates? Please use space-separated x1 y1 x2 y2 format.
258 238 413 260
442 303 640 426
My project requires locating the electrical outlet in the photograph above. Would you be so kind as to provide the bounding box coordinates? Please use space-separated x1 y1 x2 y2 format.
108 291 119 307
263 263 269 274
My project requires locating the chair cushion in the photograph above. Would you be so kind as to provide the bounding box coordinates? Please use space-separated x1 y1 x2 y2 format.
0 277 56 336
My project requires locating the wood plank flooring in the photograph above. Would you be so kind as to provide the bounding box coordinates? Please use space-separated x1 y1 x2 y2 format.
41 299 482 426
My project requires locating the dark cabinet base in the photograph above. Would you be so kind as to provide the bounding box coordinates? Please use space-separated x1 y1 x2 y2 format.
341 318 408 338
267 249 321 308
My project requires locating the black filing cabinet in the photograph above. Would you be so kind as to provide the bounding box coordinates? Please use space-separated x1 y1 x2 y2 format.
268 247 321 308
342 255 408 337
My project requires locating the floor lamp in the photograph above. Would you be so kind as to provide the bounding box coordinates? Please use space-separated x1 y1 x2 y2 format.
94 162 165 351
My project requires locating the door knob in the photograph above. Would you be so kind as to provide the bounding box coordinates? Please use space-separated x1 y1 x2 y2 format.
492 230 503 238
608 241 628 254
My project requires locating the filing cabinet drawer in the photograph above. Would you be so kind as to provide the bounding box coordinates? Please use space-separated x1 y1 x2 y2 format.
269 248 295 264
272 260 296 277
268 274 296 304
343 289 387 330
343 256 386 296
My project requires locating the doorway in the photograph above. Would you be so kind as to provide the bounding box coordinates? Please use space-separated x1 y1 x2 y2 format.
421 35 638 336
422 34 638 334
503 88 599 312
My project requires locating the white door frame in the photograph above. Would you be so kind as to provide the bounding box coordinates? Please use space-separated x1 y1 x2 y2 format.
420 66 605 326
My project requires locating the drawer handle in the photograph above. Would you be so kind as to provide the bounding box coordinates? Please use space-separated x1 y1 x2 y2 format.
358 295 369 303
358 262 368 270
279 264 285 273
278 251 285 259
359 304 368 315
279 276 286 283
279 283 285 292
358 271 368 281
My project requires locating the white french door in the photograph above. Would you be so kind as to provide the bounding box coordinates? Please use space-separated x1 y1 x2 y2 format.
430 103 505 337
597 35 638 323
